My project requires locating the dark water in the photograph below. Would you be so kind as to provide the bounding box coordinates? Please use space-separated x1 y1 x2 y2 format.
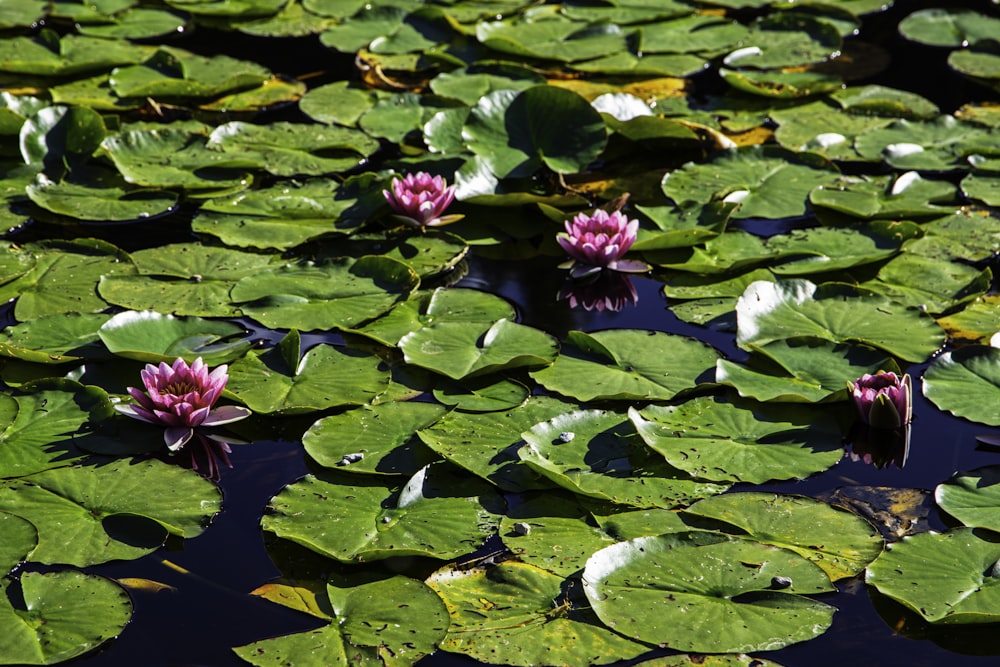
38 0 1000 665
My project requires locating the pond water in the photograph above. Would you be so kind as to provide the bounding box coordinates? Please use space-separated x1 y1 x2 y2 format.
4 0 1000 666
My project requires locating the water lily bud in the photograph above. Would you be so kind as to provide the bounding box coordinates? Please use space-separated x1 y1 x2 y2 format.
849 371 912 430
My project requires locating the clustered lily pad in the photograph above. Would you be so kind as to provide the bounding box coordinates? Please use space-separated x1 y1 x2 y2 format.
1 0 1000 665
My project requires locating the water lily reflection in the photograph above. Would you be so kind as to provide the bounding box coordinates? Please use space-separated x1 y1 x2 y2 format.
558 271 638 312
383 171 464 228
848 423 910 469
115 357 251 478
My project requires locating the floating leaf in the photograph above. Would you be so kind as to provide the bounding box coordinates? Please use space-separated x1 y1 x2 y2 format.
583 532 835 652
0 313 110 364
0 571 131 666
426 560 650 666
936 465 1000 532
97 310 251 365
531 329 719 402
0 512 36 575
923 346 1000 426
866 527 1000 624
631 397 844 484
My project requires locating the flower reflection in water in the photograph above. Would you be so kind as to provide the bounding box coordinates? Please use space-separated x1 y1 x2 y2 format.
847 423 910 470
558 271 639 312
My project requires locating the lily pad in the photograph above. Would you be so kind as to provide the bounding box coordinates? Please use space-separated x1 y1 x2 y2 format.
630 397 844 485
0 571 132 665
866 527 1000 624
426 560 650 666
683 492 884 580
0 313 110 364
519 409 730 509
98 310 251 365
0 512 36 575
735 279 946 363
530 329 719 402
0 458 219 566
936 465 1000 532
302 401 446 474
263 463 502 563
923 346 1000 426
582 532 836 652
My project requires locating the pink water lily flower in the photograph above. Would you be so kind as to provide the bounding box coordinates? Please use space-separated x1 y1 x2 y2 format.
849 371 912 430
557 208 649 278
383 171 463 228
114 357 251 452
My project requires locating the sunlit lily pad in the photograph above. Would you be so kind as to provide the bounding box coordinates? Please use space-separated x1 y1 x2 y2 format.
864 253 990 316
302 401 446 474
426 560 651 666
415 395 573 492
923 346 1000 426
898 8 1000 48
263 463 502 563
936 466 1000 532
231 256 419 331
722 14 841 69
735 279 946 363
432 376 530 412
899 209 1000 262
109 47 271 99
400 318 558 380
0 511 36 575
97 310 250 365
810 172 959 220
0 313 110 364
530 329 719 402
98 243 280 317
76 7 188 39
662 146 839 221
683 492 884 580
0 30 153 76
0 571 132 665
721 68 842 99
0 458 219 566
866 527 1000 624
583 532 836 652
475 11 628 63
630 397 843 484
25 174 178 222
235 574 448 667
830 85 940 119
854 115 996 171
519 409 730 509
937 295 1000 344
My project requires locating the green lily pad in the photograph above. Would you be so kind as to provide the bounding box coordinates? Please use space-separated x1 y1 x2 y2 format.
722 13 841 69
415 395 575 492
231 256 419 331
950 42 1000 85
583 532 835 652
721 68 843 99
662 146 839 221
227 332 389 414
475 11 628 63
923 346 1000 426
97 310 251 365
0 458 219 566
631 397 844 485
0 381 112 479
854 115 996 171
302 401 446 474
898 8 1000 48
830 84 939 119
0 0 45 28
771 100 894 160
962 172 1000 206
109 47 270 99
432 376 530 412
0 313 110 364
530 329 720 402
683 492 884 580
263 463 501 563
899 209 1000 262
463 85 607 178
235 573 448 666
0 512 36 575
400 318 558 380
0 571 131 665
98 243 280 318
735 279 946 363
936 466 1000 532
767 224 902 276
519 409 730 509
0 239 135 321
340 230 469 280
426 560 651 666
864 253 990 316
429 64 543 105
299 80 382 126
25 173 178 222
0 30 153 77
19 105 106 177
866 527 1000 624
810 173 959 220
937 294 1000 344
76 7 188 39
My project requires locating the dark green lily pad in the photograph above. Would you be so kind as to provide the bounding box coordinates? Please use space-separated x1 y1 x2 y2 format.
530 329 719 402
854 115 996 171
231 256 419 332
722 14 841 69
0 571 131 665
0 313 110 364
735 279 946 363
684 492 883 580
519 409 730 509
475 11 628 63
416 395 575 492
923 346 1000 426
302 401 446 474
866 527 1000 624
25 174 178 222
898 8 1000 48
426 560 651 666
97 310 250 365
263 463 501 563
583 532 835 652
234 574 448 666
0 458 219 566
109 47 270 99
936 466 1000 532
631 397 843 485
98 243 280 318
